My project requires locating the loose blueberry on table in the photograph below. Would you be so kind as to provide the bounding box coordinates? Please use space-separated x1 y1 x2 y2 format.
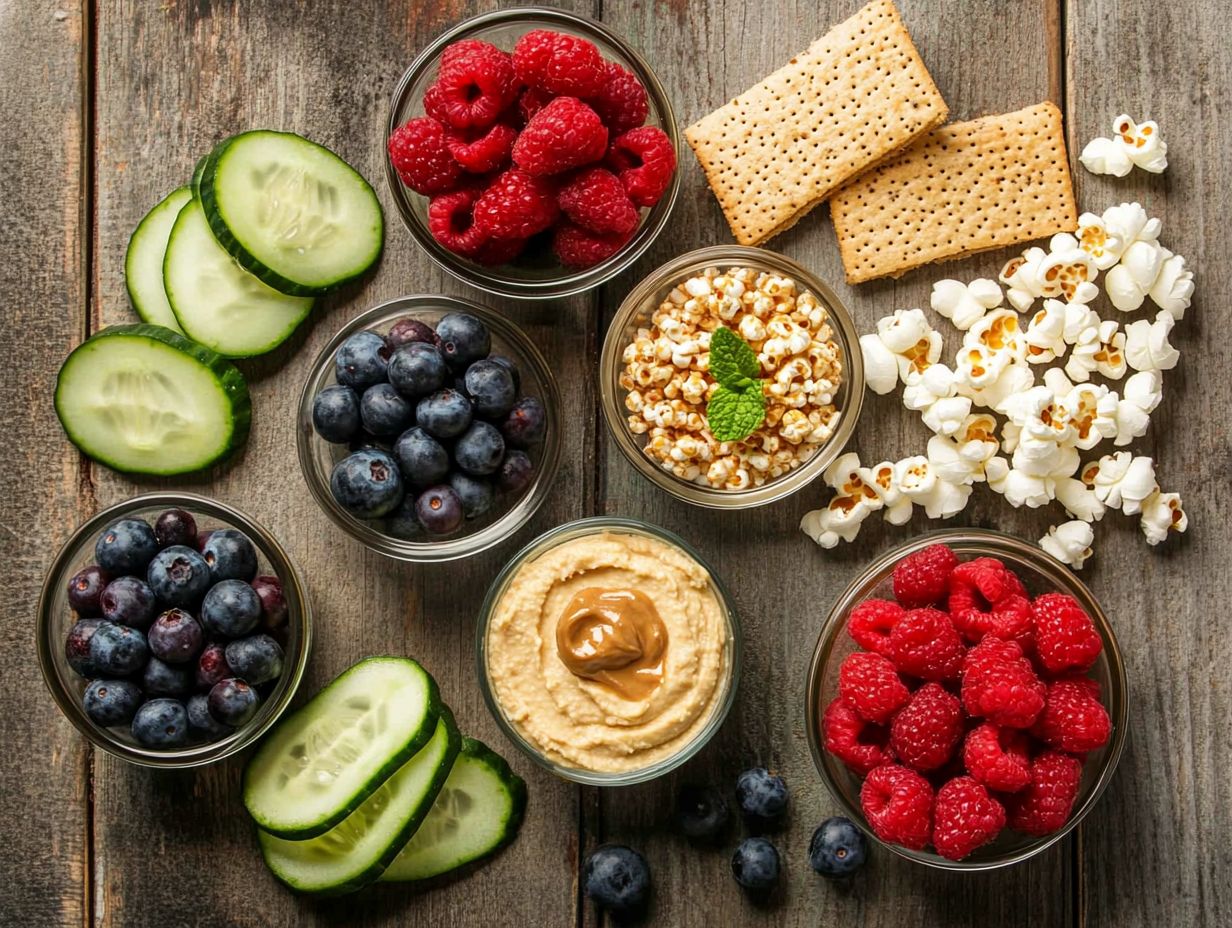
583 844 651 920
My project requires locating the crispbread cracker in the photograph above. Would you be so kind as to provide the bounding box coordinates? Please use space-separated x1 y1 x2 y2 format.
684 0 947 246
830 101 1079 284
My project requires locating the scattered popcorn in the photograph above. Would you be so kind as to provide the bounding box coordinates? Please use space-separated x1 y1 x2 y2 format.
876 308 943 383
1039 521 1096 569
1024 299 1068 364
1148 248 1194 319
1084 452 1157 514
1079 137 1133 178
1112 370 1163 447
999 247 1051 312
860 333 899 395
930 278 1003 330
1054 477 1106 522
1106 239 1165 312
961 362 1035 415
1039 234 1100 304
859 460 913 525
1103 202 1162 251
1065 318 1126 383
902 363 971 436
799 499 871 549
1124 311 1180 372
1075 212 1124 269
987 459 1053 508
1080 114 1168 176
1139 489 1187 546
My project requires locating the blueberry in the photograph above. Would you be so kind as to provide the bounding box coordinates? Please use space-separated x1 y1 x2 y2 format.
448 472 495 520
200 579 262 638
385 495 425 540
201 529 258 584
808 816 868 879
312 384 362 443
415 486 465 536
95 519 159 576
251 576 288 630
147 608 204 663
736 767 789 828
388 342 449 398
675 784 730 842
131 698 189 748
196 642 231 691
464 359 517 419
435 312 491 369
360 383 416 436
186 693 232 740
225 633 284 685
392 427 450 489
208 678 259 727
88 622 148 676
731 837 780 891
335 330 389 389
453 421 505 476
583 845 650 919
142 656 194 697
65 618 105 677
146 545 211 607
500 396 547 448
83 679 141 727
488 354 521 394
385 317 436 351
496 449 535 495
330 449 405 519
67 565 109 615
415 388 473 440
99 576 158 629
153 508 198 549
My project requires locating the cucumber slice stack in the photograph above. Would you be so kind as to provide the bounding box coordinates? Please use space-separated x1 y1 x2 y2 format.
243 657 527 896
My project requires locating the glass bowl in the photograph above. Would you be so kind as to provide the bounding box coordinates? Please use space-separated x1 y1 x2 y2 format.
804 529 1128 870
384 6 681 300
599 245 865 509
476 517 741 785
36 492 312 769
297 295 562 562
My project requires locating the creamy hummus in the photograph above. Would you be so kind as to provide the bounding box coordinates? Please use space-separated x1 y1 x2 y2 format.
486 530 731 773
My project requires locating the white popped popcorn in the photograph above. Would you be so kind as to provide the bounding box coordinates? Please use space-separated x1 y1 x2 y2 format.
1024 299 1068 364
1000 247 1050 312
1148 248 1194 319
1062 381 1121 450
1111 370 1164 448
859 459 914 525
962 362 1036 415
1103 202 1162 251
987 459 1054 509
799 498 873 549
1039 521 1096 569
930 278 1003 330
859 333 899 396
1106 239 1166 312
1139 489 1188 546
1075 212 1124 269
1080 114 1168 176
1124 311 1180 372
1083 452 1158 514
1054 477 1106 522
876 308 943 383
1079 136 1134 177
1039 234 1101 305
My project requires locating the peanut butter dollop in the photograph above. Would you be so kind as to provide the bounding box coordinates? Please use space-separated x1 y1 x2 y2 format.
555 588 668 700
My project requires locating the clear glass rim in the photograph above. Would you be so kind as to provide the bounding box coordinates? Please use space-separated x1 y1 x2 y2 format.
383 6 682 300
475 516 742 785
803 527 1129 870
35 492 313 769
599 245 866 509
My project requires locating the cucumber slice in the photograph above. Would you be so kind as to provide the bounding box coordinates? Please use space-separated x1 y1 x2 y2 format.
198 130 384 296
258 708 461 896
54 323 251 475
190 152 209 198
243 657 442 839
163 198 314 358
125 187 192 333
381 737 527 882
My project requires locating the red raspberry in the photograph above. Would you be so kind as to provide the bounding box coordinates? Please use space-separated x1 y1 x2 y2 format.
892 543 959 608
960 637 1046 729
962 722 1032 793
512 29 607 97
517 86 554 123
558 167 639 236
887 607 965 681
949 557 1032 648
889 683 964 772
838 651 910 725
427 186 489 258
428 42 518 130
472 236 526 267
472 168 559 241
932 776 1006 860
552 221 632 270
822 697 894 776
1005 750 1083 836
389 116 463 195
606 126 677 207
444 122 517 174
1031 677 1111 753
860 764 934 850
1031 593 1103 675
512 97 608 176
846 599 903 656
440 39 502 69
588 61 649 136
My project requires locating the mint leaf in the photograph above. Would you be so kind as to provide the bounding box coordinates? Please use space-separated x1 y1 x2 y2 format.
707 383 766 442
709 326 761 387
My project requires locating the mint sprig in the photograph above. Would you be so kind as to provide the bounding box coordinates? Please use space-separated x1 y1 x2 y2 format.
706 327 766 442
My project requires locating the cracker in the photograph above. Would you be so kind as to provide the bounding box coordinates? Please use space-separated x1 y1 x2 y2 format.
830 101 1079 284
684 0 947 247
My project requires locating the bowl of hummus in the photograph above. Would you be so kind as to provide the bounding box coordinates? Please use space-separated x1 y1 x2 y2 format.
478 517 740 784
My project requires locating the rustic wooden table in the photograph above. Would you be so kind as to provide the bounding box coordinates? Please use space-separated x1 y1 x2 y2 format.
3 1 1229 925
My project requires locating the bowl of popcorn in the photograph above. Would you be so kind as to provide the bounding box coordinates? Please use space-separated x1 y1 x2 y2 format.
599 246 864 508
804 531 1127 870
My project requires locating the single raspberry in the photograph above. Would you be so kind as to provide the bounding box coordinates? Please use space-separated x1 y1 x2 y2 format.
887 607 965 681
847 599 903 657
1005 751 1083 836
517 86 554 123
962 722 1032 793
440 38 503 69
388 116 463 195
588 61 649 135
838 651 910 725
960 637 1046 729
949 557 1033 648
892 544 959 608
472 236 526 267
606 126 676 207
552 221 632 270
1031 593 1103 675
511 29 607 97
558 167 639 236
889 683 964 772
1031 677 1111 753
472 168 560 241
822 697 895 776
932 776 1006 860
428 42 518 130
444 123 517 174
427 186 489 258
860 764 933 850
512 97 608 176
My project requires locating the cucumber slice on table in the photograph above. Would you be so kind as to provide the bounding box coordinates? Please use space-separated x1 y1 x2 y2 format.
124 187 192 332
163 197 314 358
198 130 384 296
54 323 251 475
258 708 461 896
243 657 442 840
381 737 527 882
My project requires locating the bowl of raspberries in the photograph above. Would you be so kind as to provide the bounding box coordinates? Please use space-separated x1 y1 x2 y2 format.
385 7 679 298
805 530 1127 868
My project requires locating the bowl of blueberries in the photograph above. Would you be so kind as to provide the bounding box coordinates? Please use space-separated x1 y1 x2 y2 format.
298 294 561 562
36 493 310 767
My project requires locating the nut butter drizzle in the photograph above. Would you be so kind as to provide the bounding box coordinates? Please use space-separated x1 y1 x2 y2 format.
555 587 668 700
